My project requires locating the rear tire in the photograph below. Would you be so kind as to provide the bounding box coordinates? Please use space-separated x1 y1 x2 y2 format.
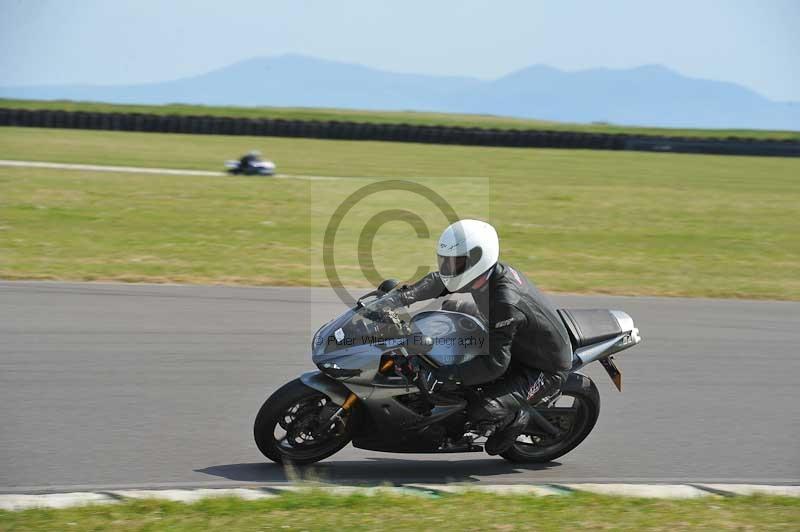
500 374 600 463
254 379 353 465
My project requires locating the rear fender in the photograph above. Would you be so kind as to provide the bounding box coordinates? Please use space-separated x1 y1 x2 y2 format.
299 371 351 406
561 372 600 409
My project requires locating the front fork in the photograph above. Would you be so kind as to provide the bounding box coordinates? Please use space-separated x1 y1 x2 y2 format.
326 392 359 428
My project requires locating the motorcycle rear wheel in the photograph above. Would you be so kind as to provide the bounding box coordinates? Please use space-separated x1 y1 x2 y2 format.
254 379 353 465
500 385 599 463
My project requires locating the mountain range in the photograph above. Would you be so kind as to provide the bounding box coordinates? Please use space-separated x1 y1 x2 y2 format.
2 54 798 130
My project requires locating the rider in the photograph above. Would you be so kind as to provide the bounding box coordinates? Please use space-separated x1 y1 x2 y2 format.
387 219 573 455
239 150 262 170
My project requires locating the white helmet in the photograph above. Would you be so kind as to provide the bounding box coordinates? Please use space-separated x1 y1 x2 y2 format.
436 219 499 292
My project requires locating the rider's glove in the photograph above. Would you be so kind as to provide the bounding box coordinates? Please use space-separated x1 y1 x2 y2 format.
396 287 417 307
374 290 413 311
373 272 445 310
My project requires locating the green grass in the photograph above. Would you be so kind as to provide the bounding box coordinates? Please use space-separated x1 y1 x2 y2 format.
1 126 799 299
3 97 799 141
1 492 798 531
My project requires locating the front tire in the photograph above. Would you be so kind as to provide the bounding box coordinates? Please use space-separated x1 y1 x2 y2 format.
254 379 353 465
501 374 600 463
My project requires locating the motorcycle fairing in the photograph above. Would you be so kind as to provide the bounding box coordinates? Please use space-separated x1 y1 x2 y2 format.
301 297 640 454
351 392 469 453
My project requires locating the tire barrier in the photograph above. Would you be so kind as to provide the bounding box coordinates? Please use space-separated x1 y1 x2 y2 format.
0 107 797 157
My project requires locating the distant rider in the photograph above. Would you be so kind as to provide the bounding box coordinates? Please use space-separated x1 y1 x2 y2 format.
239 150 262 170
385 219 573 455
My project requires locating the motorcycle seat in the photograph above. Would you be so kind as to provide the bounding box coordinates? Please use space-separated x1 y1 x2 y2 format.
558 309 622 348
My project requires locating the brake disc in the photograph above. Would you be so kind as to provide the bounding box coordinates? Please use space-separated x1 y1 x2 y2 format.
285 402 324 445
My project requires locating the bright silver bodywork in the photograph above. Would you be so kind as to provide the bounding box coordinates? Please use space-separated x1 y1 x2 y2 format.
572 310 641 368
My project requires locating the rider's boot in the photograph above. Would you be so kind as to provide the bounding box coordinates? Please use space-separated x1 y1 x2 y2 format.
484 405 531 456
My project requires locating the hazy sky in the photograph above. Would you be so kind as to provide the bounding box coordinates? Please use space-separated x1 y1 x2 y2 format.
2 0 798 100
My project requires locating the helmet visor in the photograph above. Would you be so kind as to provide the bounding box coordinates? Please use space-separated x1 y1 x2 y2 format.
437 254 468 277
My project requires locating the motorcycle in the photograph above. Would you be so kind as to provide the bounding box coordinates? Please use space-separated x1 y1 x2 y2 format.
225 159 276 176
254 282 642 465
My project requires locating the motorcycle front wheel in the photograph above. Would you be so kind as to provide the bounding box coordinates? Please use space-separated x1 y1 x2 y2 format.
254 379 354 465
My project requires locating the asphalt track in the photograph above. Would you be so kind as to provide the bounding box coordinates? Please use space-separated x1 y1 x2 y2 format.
1 281 798 492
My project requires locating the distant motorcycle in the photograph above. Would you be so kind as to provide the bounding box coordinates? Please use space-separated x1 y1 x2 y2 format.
225 158 276 176
254 282 642 465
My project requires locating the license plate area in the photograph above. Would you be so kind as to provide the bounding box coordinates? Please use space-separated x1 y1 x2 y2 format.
600 356 622 391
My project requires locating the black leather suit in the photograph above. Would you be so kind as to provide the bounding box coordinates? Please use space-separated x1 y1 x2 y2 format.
239 154 259 169
399 262 573 430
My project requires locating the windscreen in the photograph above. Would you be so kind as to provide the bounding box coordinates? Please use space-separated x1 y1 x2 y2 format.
311 290 410 356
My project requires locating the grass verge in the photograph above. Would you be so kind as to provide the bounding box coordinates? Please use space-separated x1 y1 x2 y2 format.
1 127 799 299
3 97 799 141
1 492 798 531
